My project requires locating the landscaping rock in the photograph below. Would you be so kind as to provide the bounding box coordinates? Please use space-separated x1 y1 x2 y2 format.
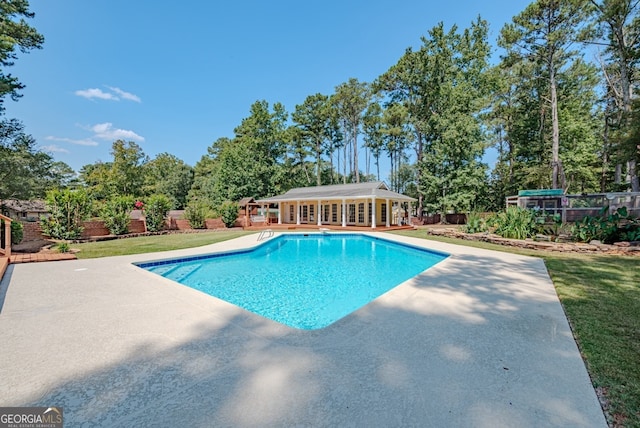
425 227 639 256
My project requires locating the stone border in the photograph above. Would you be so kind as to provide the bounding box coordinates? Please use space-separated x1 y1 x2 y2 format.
426 228 640 255
68 227 241 243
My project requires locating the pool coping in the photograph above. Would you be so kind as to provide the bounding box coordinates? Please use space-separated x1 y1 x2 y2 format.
134 233 451 330
0 231 607 427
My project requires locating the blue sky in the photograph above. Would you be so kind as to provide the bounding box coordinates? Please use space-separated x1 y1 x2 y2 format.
6 0 532 178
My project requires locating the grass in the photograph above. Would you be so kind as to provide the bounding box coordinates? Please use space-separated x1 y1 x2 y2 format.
71 228 639 426
392 229 640 427
72 230 253 259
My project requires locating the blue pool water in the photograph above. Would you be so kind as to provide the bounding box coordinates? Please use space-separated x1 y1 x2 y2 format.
137 234 448 329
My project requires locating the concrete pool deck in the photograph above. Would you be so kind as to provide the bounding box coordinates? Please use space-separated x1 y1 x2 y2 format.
0 232 606 427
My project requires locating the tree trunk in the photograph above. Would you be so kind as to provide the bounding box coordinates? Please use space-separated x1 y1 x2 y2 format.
550 62 561 189
343 136 347 184
365 145 370 178
389 150 395 190
416 131 424 218
353 123 359 183
329 146 335 184
629 160 639 192
601 120 609 192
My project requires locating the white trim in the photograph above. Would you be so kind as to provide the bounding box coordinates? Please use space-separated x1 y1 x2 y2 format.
385 199 390 227
277 202 282 225
371 197 376 229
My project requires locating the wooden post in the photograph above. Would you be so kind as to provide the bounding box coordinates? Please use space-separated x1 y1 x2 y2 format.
1 214 11 258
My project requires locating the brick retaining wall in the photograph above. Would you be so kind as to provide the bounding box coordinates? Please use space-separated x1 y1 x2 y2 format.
21 221 43 242
166 217 238 230
21 219 147 240
80 219 146 238
19 217 238 241
128 219 146 234
81 220 110 238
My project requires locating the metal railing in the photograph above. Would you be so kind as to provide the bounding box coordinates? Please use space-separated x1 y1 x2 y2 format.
506 192 640 223
257 229 274 241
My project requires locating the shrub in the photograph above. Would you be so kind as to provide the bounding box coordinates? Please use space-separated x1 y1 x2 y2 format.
145 194 171 232
184 199 209 229
219 201 239 228
56 242 70 253
11 221 23 244
0 219 24 245
536 212 563 237
490 206 536 240
463 212 488 233
571 206 640 244
40 189 91 240
101 195 134 235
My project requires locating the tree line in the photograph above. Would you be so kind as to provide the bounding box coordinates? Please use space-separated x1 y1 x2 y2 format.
1 0 639 217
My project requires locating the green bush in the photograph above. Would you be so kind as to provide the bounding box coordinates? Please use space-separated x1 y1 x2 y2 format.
101 195 134 235
184 199 209 229
40 189 91 240
56 242 70 253
145 194 171 232
463 212 488 233
219 201 239 228
490 206 536 240
0 220 24 245
571 206 640 244
537 212 563 237
11 221 23 244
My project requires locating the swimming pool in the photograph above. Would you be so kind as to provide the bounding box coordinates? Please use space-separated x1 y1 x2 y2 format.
137 234 448 329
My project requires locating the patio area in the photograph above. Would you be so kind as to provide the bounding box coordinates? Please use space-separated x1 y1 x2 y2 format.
0 232 606 427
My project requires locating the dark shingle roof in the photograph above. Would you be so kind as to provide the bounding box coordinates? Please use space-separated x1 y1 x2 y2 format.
1 199 48 213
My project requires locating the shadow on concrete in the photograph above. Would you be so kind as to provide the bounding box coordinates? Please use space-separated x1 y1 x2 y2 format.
0 247 607 427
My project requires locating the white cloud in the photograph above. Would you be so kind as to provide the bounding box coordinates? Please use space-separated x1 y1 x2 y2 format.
75 88 118 101
45 136 99 146
90 122 145 142
41 144 70 153
108 86 141 103
74 86 141 103
44 123 144 152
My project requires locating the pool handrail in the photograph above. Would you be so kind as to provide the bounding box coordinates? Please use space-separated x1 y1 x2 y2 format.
257 229 274 241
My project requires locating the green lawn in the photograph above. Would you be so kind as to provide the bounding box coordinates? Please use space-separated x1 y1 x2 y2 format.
72 230 253 259
72 228 638 426
392 229 639 427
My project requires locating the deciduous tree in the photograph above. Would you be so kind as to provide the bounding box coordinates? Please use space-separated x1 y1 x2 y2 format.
144 152 194 209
